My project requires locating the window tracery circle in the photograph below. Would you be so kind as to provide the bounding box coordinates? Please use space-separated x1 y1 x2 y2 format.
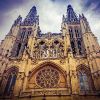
36 66 59 88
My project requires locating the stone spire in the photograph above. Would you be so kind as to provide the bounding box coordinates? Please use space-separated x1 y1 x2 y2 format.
66 5 79 24
22 6 39 26
13 15 22 26
62 14 66 23
8 15 22 36
80 13 91 32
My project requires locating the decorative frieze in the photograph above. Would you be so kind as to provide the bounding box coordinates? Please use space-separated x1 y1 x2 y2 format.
21 88 70 97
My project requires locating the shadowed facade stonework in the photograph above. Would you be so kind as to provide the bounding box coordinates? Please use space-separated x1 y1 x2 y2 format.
0 5 100 98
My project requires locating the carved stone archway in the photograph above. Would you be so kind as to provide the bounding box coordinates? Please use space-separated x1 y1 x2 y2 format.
0 67 19 96
27 62 69 96
76 64 95 93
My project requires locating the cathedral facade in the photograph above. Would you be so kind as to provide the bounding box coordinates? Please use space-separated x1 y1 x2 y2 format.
0 5 100 98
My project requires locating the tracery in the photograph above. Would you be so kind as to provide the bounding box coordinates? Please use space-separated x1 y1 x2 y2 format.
36 65 59 88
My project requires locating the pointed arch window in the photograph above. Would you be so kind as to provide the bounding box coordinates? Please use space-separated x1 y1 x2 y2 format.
21 31 25 39
69 28 74 39
16 43 21 56
4 72 17 95
21 28 26 39
69 27 73 34
28 28 32 36
70 33 73 38
77 41 82 55
71 41 76 55
77 65 94 92
78 72 89 91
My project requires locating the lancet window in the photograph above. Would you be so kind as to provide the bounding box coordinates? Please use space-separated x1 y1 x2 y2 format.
3 68 18 96
77 67 92 91
16 43 21 56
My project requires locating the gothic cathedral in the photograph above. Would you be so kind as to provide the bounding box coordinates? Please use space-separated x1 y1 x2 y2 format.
0 5 100 98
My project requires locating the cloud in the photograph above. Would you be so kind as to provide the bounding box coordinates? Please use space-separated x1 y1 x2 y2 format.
84 0 100 13
0 0 26 12
0 0 28 24
0 0 100 44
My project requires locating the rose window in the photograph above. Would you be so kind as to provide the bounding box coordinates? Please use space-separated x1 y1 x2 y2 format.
36 66 59 88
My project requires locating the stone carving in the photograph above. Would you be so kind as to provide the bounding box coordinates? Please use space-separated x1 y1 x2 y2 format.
32 40 65 59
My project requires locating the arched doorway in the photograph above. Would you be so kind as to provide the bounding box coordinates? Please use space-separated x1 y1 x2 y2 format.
76 65 94 93
27 62 69 96
0 67 18 96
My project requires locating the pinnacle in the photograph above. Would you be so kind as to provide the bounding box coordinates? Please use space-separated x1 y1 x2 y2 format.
67 5 72 9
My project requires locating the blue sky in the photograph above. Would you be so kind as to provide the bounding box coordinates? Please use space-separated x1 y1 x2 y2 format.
0 0 100 43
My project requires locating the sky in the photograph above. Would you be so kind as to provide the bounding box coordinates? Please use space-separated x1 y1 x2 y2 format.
0 0 100 43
